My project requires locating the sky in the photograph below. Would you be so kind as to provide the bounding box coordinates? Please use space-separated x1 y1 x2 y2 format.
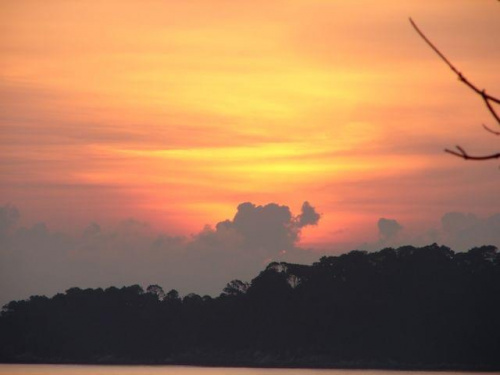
1 0 499 305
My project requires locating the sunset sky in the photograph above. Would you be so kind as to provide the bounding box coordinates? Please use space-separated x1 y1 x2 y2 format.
1 0 499 303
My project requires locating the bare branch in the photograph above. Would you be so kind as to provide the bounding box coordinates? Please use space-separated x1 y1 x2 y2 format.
409 18 500 109
410 17 500 163
444 146 500 161
481 92 500 125
483 124 500 136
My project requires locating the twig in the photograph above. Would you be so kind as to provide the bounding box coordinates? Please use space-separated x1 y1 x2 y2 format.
444 146 500 161
483 124 500 136
409 18 500 107
410 17 500 162
409 17 500 128
481 91 500 125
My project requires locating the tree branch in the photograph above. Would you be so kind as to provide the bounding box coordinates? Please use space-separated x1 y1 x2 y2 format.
409 18 500 107
483 124 500 136
444 146 500 161
481 92 500 125
410 17 500 162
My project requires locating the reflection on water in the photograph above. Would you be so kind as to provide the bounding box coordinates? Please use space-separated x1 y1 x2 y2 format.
0 365 488 375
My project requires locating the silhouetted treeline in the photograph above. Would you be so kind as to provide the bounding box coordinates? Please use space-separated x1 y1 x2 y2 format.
1 244 500 370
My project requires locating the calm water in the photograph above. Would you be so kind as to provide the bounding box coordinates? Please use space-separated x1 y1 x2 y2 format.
0 366 494 375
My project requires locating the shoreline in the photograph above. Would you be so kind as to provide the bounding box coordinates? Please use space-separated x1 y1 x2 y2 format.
1 359 499 372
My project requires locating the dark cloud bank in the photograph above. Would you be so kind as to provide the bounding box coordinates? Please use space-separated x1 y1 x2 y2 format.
1 202 499 306
0 202 320 306
363 212 500 252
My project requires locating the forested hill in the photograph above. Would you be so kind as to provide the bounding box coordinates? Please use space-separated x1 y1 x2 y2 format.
1 244 500 370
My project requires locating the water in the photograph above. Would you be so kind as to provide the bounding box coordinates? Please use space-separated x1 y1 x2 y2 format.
0 366 492 375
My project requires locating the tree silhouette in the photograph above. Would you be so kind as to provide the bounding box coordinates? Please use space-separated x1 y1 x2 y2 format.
222 279 249 296
146 284 165 300
410 17 500 161
1 245 499 369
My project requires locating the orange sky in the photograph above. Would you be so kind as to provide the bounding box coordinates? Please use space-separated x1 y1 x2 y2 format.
1 0 499 249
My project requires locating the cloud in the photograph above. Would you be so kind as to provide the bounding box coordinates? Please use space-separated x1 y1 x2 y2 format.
220 202 296 252
0 201 320 307
360 212 500 252
357 217 404 251
2 200 498 308
441 212 479 234
377 218 403 241
0 204 19 236
441 212 500 251
194 201 321 259
214 201 318 255
297 201 321 227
